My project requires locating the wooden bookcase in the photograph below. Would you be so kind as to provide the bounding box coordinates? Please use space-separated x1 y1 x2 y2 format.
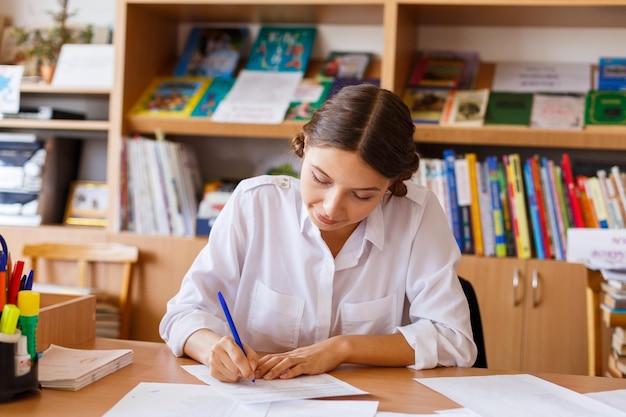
5 1 626 355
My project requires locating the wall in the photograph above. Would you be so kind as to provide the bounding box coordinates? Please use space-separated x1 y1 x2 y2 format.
4 0 115 28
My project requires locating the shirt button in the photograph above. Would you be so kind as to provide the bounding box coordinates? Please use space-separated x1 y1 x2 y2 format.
279 177 290 188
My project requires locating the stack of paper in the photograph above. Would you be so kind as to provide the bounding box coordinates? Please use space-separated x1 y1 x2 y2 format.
38 344 133 391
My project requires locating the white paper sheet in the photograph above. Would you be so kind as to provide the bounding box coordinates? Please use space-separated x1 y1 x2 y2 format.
415 374 626 417
0 65 24 113
586 389 626 412
211 70 302 124
102 382 269 417
51 44 114 88
182 364 368 404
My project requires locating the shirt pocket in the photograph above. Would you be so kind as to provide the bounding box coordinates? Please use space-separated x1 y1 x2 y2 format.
247 280 305 350
341 294 397 335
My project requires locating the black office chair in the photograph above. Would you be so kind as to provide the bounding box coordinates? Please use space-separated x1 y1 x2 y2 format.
458 276 487 368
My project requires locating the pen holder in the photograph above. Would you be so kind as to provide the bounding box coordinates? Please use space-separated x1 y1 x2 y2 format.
0 331 39 403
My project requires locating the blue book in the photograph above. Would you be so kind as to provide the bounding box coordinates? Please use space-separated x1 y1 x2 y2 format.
246 26 317 73
443 149 463 252
191 78 235 118
540 157 564 260
523 158 545 259
173 27 248 78
486 156 507 257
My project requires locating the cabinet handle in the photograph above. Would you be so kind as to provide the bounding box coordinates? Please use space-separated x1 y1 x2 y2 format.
512 267 521 306
531 269 539 308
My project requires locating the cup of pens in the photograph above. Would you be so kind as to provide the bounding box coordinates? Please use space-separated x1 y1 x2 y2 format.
0 234 40 402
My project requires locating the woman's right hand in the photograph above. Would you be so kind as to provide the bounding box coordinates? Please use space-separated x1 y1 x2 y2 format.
209 336 259 383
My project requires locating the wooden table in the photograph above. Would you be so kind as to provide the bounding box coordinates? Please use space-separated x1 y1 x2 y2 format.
2 338 626 416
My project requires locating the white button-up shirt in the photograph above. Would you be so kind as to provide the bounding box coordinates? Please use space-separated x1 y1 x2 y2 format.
160 175 477 368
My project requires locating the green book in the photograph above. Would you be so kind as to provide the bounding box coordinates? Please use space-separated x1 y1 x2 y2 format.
484 92 533 126
585 90 626 125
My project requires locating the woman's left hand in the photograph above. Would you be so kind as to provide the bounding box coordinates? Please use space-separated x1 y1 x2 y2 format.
255 336 347 380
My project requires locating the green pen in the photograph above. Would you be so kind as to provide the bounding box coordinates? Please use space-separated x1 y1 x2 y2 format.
17 290 40 361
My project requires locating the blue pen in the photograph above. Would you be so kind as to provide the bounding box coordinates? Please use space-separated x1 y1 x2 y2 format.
217 291 255 382
24 270 34 291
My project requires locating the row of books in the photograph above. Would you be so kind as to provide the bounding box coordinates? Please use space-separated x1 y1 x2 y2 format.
120 136 203 236
403 88 626 128
603 281 626 378
413 151 626 260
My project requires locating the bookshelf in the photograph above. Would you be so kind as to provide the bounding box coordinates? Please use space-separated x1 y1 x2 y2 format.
5 1 626 350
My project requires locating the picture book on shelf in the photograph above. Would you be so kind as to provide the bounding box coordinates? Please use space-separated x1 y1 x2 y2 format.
441 89 490 127
245 26 316 73
173 27 248 79
598 57 626 91
402 88 449 124
585 90 626 125
530 93 585 130
327 78 380 101
130 77 211 117
408 50 480 90
191 78 235 118
318 51 372 80
484 92 533 126
285 78 332 121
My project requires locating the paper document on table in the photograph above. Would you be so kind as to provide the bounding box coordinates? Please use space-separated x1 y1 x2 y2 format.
586 389 626 412
415 374 626 417
102 382 270 417
182 364 368 404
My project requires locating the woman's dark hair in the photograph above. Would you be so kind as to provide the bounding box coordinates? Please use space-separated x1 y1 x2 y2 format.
291 84 419 197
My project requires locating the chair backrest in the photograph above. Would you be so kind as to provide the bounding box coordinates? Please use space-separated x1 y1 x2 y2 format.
458 276 487 368
22 242 139 339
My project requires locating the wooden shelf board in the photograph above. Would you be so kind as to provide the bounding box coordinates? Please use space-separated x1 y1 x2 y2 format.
0 119 110 132
20 84 111 95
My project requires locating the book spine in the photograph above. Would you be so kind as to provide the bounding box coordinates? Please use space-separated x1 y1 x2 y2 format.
497 159 516 257
560 153 585 228
477 160 495 257
523 158 545 259
486 156 507 257
507 154 531 259
529 156 552 259
454 155 474 254
576 175 600 228
443 149 464 252
540 158 563 259
466 153 484 256
584 176 610 229
611 165 626 220
547 160 568 258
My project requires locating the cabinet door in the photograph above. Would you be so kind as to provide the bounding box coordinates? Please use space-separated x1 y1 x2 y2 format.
522 259 588 375
457 256 525 371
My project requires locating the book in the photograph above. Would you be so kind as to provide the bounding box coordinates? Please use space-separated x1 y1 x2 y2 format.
190 78 235 118
318 51 372 80
548 161 569 258
598 57 626 91
327 78 380 100
476 159 495 257
486 156 507 257
530 93 585 130
484 92 533 126
129 77 211 117
577 175 600 228
454 155 474 254
402 88 449 124
0 105 86 120
585 90 626 125
560 153 585 228
583 176 611 229
245 26 316 73
496 158 516 257
408 50 480 90
598 168 626 228
602 303 626 328
466 153 484 256
523 158 546 259
284 78 332 121
443 149 464 252
173 27 248 78
603 292 626 310
38 344 133 391
0 64 24 114
528 156 552 260
442 89 489 127
505 154 532 259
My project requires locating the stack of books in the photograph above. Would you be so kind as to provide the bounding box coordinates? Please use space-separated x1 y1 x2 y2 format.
602 280 626 378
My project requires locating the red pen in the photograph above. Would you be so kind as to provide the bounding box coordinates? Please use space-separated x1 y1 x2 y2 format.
7 260 24 305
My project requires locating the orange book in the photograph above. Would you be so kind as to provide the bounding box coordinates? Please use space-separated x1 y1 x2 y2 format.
466 153 484 256
576 175 599 228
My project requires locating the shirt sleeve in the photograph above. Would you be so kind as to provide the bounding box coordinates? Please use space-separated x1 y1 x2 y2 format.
159 184 248 357
396 192 478 368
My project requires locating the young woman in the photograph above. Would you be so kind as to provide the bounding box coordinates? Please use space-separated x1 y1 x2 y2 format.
160 84 477 383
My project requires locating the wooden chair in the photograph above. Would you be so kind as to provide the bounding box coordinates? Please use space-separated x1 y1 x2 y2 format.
22 242 139 340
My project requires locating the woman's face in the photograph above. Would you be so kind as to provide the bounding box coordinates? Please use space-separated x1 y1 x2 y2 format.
300 144 391 236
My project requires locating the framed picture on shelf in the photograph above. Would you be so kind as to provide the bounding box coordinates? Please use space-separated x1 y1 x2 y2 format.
64 181 108 226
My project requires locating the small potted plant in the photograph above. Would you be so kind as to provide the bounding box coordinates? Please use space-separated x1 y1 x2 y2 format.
12 0 93 83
